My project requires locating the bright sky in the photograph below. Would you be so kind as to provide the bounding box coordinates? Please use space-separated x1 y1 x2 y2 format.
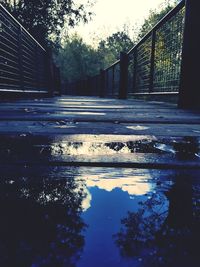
70 0 175 45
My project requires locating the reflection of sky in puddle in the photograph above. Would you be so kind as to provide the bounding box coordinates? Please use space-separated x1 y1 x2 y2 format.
1 166 199 267
53 125 76 129
51 142 131 156
48 136 200 161
126 125 150 131
76 169 163 267
78 170 154 212
79 187 145 267
62 112 106 116
50 138 155 156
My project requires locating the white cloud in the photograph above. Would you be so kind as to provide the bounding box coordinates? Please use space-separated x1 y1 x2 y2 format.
85 176 152 195
77 170 153 211
81 187 92 211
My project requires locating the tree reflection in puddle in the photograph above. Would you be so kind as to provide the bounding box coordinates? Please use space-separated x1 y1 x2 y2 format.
114 172 200 267
0 167 199 267
77 168 171 267
0 174 87 267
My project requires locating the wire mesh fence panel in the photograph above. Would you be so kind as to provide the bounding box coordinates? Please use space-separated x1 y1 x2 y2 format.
96 74 101 96
0 7 21 91
0 4 53 94
62 0 185 99
113 63 120 96
153 6 185 93
106 67 114 97
135 36 152 93
93 74 101 96
127 52 136 96
88 75 99 96
20 24 48 92
37 48 49 91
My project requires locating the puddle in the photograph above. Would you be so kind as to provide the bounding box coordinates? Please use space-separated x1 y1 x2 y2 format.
126 126 150 131
0 135 200 162
0 166 199 267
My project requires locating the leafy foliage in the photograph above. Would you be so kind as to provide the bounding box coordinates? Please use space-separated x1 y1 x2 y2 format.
0 173 87 266
137 0 181 40
57 30 134 83
1 0 92 46
98 31 134 68
56 0 183 88
57 34 102 83
114 176 200 267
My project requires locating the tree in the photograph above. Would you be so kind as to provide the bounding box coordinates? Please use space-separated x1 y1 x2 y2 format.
0 170 87 266
137 0 181 39
97 30 134 68
57 34 102 83
0 0 92 46
56 29 135 83
114 172 200 267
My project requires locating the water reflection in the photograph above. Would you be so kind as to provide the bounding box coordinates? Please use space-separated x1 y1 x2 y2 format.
0 174 87 267
0 135 200 163
85 176 151 195
0 167 199 267
78 170 153 212
114 172 200 267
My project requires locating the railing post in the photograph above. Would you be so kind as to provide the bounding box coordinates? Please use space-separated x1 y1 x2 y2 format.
178 0 200 109
149 30 156 92
86 76 90 96
46 48 54 96
133 49 138 93
112 65 115 96
35 44 40 91
95 75 98 96
119 52 129 99
55 66 62 95
18 26 24 91
100 69 105 98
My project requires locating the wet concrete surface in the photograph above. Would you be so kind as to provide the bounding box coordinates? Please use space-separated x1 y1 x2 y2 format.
1 121 200 136
0 96 200 137
0 95 199 167
0 134 200 168
0 96 200 266
0 97 200 126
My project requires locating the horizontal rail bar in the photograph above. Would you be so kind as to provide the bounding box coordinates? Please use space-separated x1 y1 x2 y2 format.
0 3 46 51
0 4 62 96
131 92 178 95
0 89 48 93
128 0 185 55
105 59 120 71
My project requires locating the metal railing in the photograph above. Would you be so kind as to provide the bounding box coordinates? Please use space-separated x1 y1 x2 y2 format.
127 0 185 96
0 4 61 96
66 0 185 100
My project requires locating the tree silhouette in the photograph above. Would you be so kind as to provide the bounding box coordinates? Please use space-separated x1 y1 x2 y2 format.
114 173 200 267
0 0 92 46
0 173 87 267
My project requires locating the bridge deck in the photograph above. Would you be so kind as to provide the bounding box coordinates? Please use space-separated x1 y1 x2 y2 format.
0 96 200 135
0 96 200 168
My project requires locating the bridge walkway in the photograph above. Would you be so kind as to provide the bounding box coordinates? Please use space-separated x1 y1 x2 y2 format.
0 96 200 168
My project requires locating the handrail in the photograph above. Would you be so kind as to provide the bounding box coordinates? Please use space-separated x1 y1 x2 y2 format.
100 0 185 98
99 0 185 80
102 0 185 72
105 59 120 71
0 3 46 51
0 4 61 95
66 0 186 101
127 0 185 55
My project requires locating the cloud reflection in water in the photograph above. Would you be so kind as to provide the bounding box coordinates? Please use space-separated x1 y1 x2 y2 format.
77 169 153 212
